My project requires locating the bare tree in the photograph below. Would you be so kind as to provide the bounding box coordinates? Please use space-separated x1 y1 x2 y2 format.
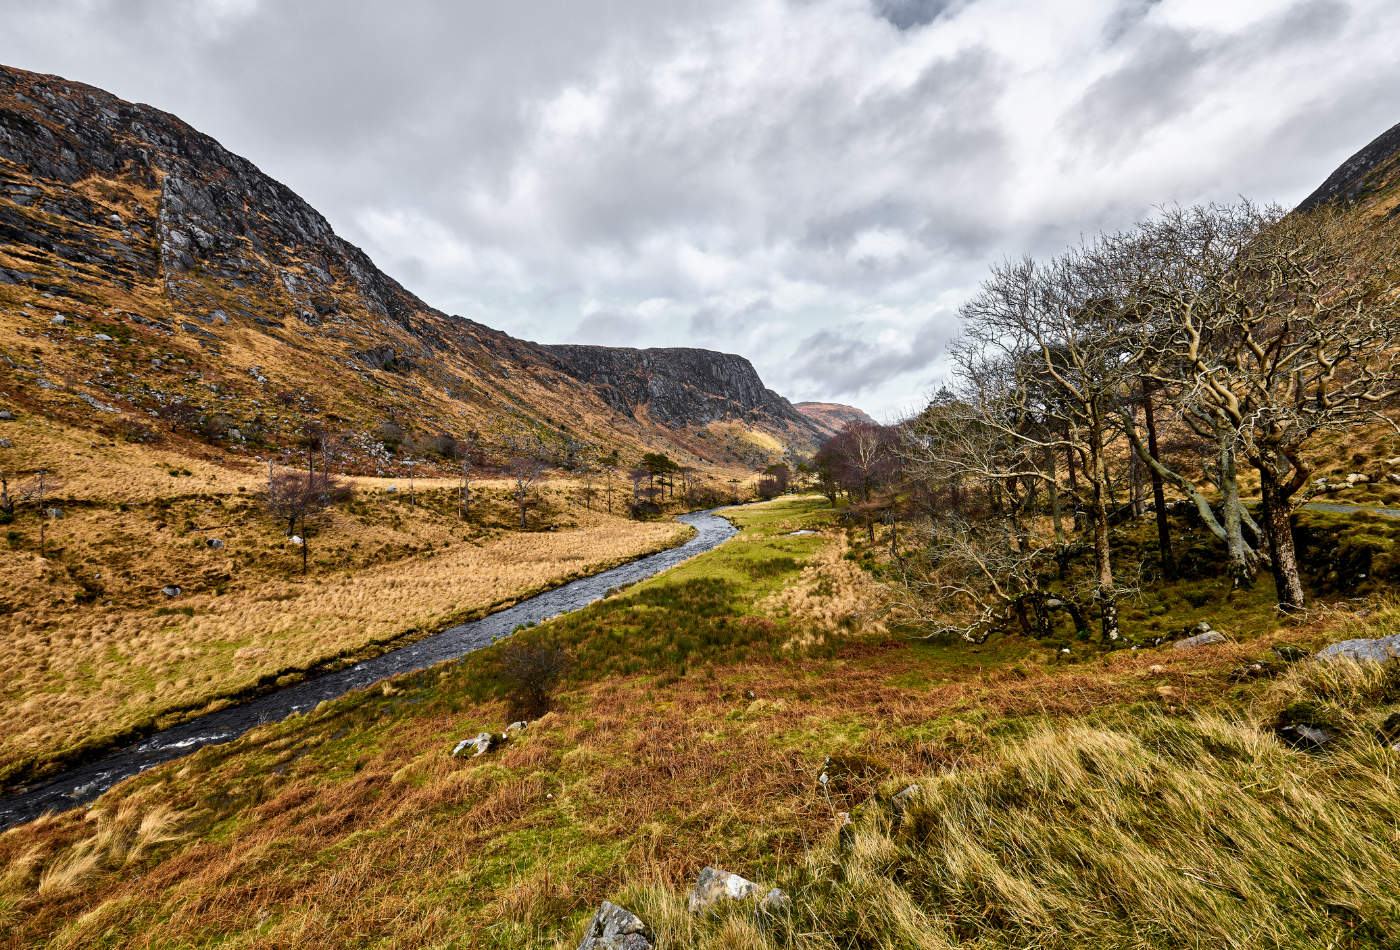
267 438 352 574
1128 203 1400 607
956 248 1138 642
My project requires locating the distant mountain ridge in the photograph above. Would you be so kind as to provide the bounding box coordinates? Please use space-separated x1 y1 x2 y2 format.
0 63 819 468
794 401 876 438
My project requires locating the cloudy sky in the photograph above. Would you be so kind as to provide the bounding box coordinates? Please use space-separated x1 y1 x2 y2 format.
4 0 1398 417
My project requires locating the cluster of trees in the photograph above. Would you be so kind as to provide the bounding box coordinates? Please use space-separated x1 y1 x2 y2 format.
822 203 1400 643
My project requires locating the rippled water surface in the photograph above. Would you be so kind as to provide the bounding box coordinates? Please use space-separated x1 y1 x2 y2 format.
0 509 737 830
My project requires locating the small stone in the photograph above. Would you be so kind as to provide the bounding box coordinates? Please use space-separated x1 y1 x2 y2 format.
45 507 63 519
49 315 66 326
289 535 303 546
891 783 920 814
1147 664 1167 674
576 901 653 950
1345 473 1370 486
93 333 114 342
226 428 243 441
206 537 224 549
161 585 181 597
688 866 764 913
1272 644 1310 663
743 689 756 700
0 410 12 421
1173 630 1226 650
503 720 529 739
452 732 495 758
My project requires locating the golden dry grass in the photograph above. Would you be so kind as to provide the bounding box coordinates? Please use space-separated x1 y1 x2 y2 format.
0 496 1372 949
0 437 690 785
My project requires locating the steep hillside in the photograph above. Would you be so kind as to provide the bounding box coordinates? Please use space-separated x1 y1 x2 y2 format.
794 401 875 438
0 63 814 473
1297 118 1400 216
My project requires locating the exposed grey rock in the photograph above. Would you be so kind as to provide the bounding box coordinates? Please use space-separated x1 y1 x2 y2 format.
45 507 63 519
206 537 224 549
93 333 113 342
160 585 181 597
503 720 529 739
452 732 495 758
891 783 920 814
544 344 821 441
576 901 653 950
1345 472 1371 486
0 410 12 420
1317 635 1400 665
48 314 66 326
688 866 766 913
1173 630 1226 650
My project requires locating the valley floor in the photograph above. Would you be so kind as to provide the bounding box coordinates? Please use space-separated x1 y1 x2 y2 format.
0 427 690 788
2 496 1395 948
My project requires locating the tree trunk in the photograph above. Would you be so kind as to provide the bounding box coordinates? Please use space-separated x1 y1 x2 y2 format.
1044 446 1064 546
1259 474 1305 609
1218 434 1256 589
1088 417 1118 642
1142 388 1175 579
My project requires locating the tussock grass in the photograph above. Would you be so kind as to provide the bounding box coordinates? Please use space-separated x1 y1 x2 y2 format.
631 655 1400 950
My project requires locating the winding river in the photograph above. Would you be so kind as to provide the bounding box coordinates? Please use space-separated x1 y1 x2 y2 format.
0 508 738 831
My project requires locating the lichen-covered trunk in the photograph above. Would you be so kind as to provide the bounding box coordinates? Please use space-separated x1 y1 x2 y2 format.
1218 434 1256 589
1259 474 1305 609
1142 389 1174 579
1088 417 1118 642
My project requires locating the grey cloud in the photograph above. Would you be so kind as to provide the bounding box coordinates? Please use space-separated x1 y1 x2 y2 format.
0 0 1391 417
786 321 954 401
872 0 965 30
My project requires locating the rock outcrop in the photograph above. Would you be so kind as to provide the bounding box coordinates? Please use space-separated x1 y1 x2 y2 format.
545 344 821 443
1297 119 1400 215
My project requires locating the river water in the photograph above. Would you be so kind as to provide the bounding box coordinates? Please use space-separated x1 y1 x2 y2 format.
0 508 738 831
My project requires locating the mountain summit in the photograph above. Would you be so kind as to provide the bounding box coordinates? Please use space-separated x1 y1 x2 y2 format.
0 63 821 467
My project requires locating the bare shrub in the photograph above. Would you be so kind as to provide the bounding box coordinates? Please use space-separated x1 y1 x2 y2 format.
497 636 569 722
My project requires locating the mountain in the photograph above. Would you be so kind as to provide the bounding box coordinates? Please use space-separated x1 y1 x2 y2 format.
1297 119 1400 216
0 63 819 471
794 401 876 439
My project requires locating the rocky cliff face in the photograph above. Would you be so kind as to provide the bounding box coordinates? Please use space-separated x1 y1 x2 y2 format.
1297 119 1400 216
545 344 819 435
0 63 816 466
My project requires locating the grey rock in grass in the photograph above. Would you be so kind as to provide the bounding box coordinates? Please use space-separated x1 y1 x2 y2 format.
503 720 529 740
891 783 920 814
689 866 787 914
160 585 181 597
576 901 653 950
93 333 114 342
0 410 12 420
1173 630 1226 650
206 537 224 549
1317 635 1400 665
452 732 495 758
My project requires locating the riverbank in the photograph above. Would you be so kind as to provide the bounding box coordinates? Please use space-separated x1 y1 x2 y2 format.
0 493 691 791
